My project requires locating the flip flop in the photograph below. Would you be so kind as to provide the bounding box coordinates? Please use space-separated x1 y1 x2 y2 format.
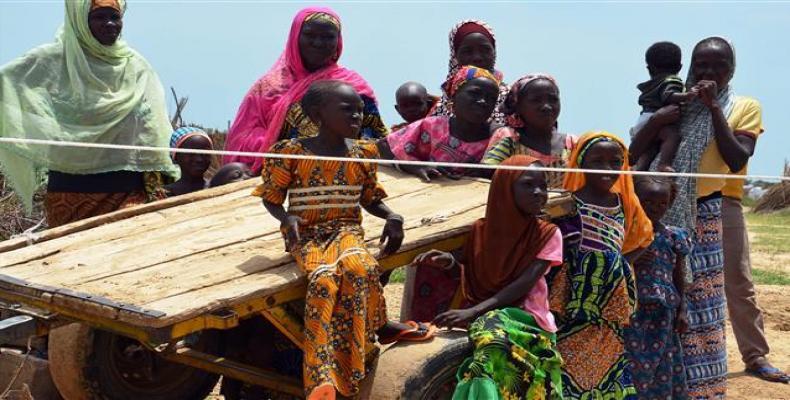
307 383 336 400
378 321 437 345
745 365 790 384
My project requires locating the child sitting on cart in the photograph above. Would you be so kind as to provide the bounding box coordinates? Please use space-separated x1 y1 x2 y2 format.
256 80 436 400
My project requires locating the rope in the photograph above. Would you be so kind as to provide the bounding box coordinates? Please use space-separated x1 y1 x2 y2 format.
1 137 788 181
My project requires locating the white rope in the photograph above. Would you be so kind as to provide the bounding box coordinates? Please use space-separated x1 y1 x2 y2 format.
1 137 788 181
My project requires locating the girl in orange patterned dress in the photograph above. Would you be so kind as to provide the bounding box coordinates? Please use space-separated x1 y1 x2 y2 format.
255 80 433 400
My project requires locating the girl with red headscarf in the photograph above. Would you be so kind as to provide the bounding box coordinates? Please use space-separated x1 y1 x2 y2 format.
223 7 387 173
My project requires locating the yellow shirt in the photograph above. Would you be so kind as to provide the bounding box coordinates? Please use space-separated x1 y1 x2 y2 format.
696 96 763 197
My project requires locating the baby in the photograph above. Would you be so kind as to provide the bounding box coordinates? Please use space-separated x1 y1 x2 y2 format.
391 81 436 132
633 41 698 172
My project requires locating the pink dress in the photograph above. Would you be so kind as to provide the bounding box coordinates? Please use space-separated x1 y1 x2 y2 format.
524 228 563 332
386 116 489 174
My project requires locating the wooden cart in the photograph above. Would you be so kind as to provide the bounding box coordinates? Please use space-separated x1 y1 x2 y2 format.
0 170 571 399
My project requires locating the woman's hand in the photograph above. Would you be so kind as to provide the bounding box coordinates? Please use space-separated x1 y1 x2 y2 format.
651 104 681 125
696 80 720 109
412 250 455 269
379 216 405 257
282 214 306 252
413 166 443 182
433 308 478 328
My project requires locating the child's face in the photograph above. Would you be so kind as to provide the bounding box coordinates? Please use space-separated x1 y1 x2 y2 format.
395 91 429 123
175 136 213 179
317 85 365 139
452 77 499 124
88 7 123 46
456 33 496 71
692 43 733 88
211 162 253 187
580 141 624 193
298 19 339 72
636 182 672 224
516 79 560 132
512 167 548 217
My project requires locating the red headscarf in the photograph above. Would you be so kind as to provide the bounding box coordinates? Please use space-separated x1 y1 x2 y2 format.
223 7 378 172
462 155 559 304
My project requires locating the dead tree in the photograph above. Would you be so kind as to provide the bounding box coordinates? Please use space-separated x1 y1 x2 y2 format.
170 87 189 129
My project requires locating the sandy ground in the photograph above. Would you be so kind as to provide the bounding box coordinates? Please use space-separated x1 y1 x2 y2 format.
207 283 788 399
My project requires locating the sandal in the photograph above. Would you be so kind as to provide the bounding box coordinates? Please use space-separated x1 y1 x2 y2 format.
307 383 336 400
378 321 437 345
745 365 790 384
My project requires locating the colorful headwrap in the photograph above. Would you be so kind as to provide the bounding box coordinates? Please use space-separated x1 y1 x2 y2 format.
563 132 654 254
445 65 501 99
303 12 340 28
90 0 121 11
170 127 213 160
503 73 558 128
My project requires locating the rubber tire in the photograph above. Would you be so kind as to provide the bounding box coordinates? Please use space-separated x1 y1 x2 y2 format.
367 330 472 400
48 323 220 400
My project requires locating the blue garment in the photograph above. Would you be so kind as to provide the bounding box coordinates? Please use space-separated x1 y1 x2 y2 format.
624 225 691 399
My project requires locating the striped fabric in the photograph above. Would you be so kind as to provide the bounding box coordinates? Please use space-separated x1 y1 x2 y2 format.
578 197 625 253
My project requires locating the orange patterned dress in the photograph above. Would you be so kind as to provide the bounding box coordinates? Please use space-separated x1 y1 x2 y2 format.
253 139 388 397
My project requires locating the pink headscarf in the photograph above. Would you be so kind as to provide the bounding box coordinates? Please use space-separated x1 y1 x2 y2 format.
223 7 377 172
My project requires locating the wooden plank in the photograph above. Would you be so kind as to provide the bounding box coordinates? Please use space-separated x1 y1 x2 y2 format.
68 179 488 310
0 170 415 282
0 179 257 253
121 206 484 328
0 171 403 254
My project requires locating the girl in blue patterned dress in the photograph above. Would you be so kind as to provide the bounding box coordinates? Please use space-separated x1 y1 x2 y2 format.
625 176 691 399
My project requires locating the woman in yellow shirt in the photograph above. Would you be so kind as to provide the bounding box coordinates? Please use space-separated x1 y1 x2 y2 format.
630 36 762 400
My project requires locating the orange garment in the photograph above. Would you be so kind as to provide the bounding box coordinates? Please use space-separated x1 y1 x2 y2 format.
90 0 120 11
562 131 653 254
254 139 387 397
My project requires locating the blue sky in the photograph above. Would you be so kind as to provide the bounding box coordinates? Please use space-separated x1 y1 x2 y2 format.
1 1 788 176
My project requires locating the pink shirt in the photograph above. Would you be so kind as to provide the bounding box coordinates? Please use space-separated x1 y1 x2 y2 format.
385 116 490 174
522 229 563 332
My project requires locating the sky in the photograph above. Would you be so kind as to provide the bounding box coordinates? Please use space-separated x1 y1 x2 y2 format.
1 1 788 176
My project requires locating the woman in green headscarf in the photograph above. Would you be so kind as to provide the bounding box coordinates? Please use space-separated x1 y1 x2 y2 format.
0 0 177 227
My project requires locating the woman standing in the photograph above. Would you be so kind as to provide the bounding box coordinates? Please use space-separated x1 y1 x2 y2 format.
224 7 388 173
630 37 763 399
0 0 176 227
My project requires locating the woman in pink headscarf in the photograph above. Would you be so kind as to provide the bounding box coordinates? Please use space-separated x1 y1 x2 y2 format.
223 7 388 173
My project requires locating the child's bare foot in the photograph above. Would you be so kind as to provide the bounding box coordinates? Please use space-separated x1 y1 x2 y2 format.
377 320 436 344
657 164 675 173
307 383 336 400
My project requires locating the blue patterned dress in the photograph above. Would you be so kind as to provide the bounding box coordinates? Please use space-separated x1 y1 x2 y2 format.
624 226 691 399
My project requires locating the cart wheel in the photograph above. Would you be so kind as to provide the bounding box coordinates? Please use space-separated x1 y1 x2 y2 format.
367 330 471 400
48 323 220 400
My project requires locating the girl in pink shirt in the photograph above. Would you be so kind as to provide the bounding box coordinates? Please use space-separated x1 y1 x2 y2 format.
411 155 564 398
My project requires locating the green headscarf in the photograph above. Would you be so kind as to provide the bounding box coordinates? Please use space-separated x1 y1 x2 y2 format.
0 0 177 210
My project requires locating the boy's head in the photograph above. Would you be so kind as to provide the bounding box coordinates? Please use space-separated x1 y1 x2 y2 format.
302 80 364 139
634 175 677 225
394 82 431 123
209 162 253 188
646 41 682 77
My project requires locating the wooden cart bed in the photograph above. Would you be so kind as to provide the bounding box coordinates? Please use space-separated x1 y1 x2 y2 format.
0 171 494 329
